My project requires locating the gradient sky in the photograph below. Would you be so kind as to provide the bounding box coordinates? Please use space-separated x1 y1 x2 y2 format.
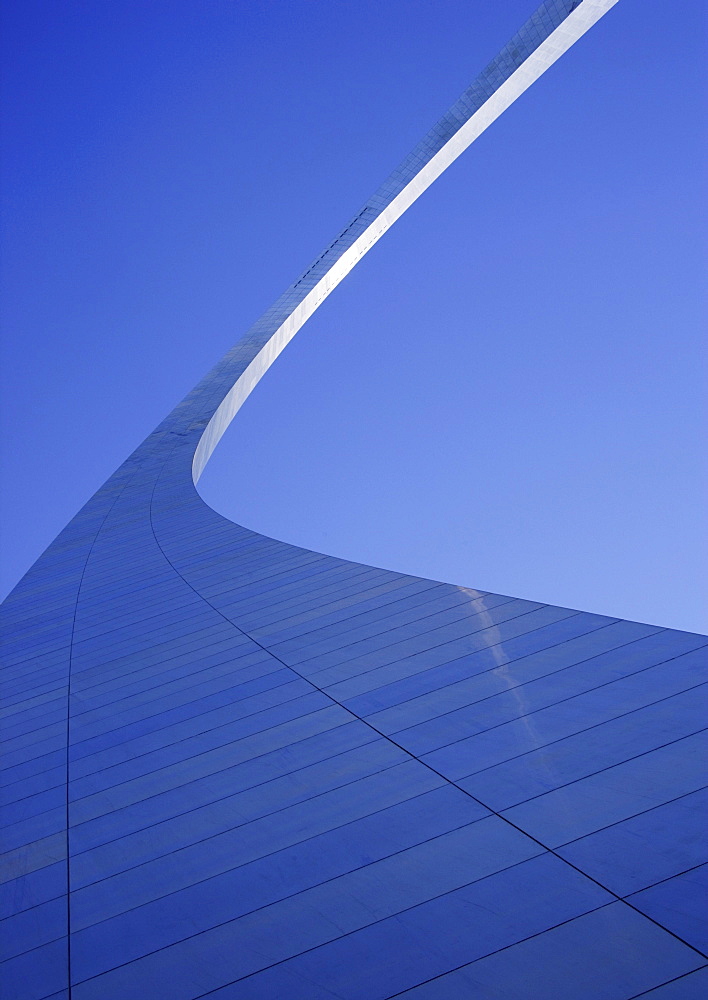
1 0 706 633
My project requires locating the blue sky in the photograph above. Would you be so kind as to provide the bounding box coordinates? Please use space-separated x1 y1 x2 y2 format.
1 0 706 632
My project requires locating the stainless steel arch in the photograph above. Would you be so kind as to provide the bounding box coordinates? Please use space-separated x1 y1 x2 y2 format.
190 0 620 481
3 2 707 998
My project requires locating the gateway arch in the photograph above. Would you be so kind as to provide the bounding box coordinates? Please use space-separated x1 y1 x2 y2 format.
2 2 707 997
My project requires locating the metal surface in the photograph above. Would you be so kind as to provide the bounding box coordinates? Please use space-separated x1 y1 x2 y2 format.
3 2 707 997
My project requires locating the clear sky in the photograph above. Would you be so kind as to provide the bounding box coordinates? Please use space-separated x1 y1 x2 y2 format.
1 0 706 633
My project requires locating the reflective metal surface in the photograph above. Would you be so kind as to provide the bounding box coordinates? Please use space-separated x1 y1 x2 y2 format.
3 1 707 998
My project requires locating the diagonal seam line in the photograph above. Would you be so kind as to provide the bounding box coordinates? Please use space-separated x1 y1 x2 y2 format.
70 628 256 694
224 572 427 628
270 593 518 666
51 693 708 840
351 616 641 717
68 703 349 792
251 581 449 645
2 802 489 969
18 850 708 949
455 683 708 785
625 966 708 1000
67 668 307 749
382 910 708 1000
69 657 289 723
68 691 336 771
554 784 708 850
59 720 708 850
68 779 450 905
404 644 708 756
194 901 619 1000
493 724 708 812
69 840 544 987
300 604 572 682
362 625 671 726
0 617 654 791
304 609 586 694
147 489 708 967
624 861 708 900
69 736 393 860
